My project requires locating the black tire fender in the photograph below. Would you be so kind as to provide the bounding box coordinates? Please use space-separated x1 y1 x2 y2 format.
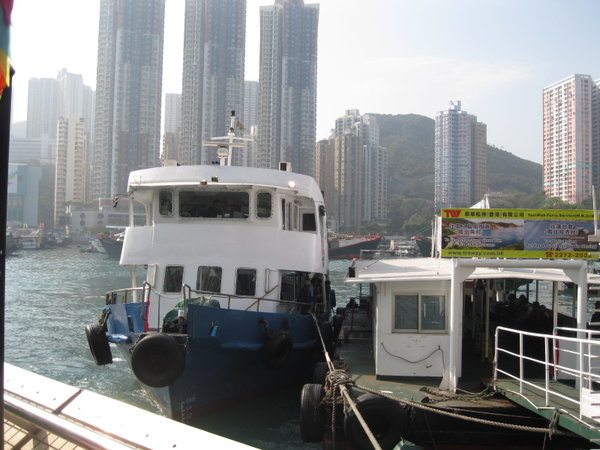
131 333 185 387
262 329 293 369
300 383 324 443
85 323 112 366
343 393 409 450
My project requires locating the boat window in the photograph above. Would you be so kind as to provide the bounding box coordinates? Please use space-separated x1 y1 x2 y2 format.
163 265 184 293
257 192 272 218
394 294 446 333
196 266 222 293
236 268 256 296
179 191 249 218
159 190 173 216
421 295 446 330
394 294 418 330
302 213 316 231
280 271 303 301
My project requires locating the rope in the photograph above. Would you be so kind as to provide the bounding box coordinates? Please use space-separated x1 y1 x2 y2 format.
354 383 571 436
310 313 382 450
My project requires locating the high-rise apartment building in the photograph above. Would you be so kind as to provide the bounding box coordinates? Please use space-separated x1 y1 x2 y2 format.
26 77 58 139
543 74 593 203
54 116 88 226
316 110 387 231
91 0 165 201
256 0 319 177
434 101 487 209
179 0 246 166
163 93 181 162
56 69 94 135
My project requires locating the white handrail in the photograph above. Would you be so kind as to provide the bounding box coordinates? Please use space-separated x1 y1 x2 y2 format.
494 326 600 422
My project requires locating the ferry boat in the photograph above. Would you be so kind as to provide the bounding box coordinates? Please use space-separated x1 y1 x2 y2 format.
328 234 382 259
85 113 334 422
300 209 600 449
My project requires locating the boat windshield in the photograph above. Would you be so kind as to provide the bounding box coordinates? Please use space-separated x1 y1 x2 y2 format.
179 191 249 218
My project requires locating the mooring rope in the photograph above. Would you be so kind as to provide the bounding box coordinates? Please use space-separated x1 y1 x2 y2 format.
310 313 382 450
354 382 570 437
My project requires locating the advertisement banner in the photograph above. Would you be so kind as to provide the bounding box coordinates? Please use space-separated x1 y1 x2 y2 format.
440 208 599 259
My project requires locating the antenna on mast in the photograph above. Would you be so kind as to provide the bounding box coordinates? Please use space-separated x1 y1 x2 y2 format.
203 110 252 166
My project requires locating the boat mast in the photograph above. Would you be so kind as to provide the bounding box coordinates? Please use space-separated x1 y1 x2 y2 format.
203 110 251 167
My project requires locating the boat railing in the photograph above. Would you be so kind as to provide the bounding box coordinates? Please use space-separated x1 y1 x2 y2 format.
494 325 600 422
181 283 324 314
105 281 154 305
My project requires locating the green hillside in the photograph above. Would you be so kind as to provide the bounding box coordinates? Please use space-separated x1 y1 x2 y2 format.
369 113 544 234
373 113 542 200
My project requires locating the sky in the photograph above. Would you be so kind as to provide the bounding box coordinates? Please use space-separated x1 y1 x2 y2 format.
9 0 600 164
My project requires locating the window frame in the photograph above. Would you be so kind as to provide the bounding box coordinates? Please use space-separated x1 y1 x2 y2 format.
196 266 222 293
392 292 447 333
163 265 184 293
235 267 257 296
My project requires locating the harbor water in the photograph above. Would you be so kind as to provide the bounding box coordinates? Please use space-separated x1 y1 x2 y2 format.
4 246 361 449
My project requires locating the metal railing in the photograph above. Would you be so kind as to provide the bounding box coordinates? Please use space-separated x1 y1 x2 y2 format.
494 326 600 421
181 283 325 314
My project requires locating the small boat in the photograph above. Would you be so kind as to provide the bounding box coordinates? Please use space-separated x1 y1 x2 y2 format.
97 232 124 259
86 112 334 423
328 234 382 259
299 210 600 449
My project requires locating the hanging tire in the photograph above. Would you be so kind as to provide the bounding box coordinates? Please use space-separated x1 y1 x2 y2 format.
131 333 185 387
300 383 324 443
262 329 293 369
312 361 328 385
85 323 112 365
343 393 409 450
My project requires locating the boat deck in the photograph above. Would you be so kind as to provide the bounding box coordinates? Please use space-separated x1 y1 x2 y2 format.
496 378 600 444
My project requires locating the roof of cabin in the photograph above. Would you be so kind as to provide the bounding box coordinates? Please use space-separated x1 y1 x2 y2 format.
347 257 600 285
127 165 324 201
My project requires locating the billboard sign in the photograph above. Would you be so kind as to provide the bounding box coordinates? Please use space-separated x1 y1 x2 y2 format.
440 208 599 259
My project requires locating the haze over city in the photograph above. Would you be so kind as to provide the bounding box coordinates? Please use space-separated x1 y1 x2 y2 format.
9 0 600 164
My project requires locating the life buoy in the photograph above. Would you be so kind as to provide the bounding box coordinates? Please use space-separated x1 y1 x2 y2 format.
85 323 112 365
261 329 293 369
300 383 324 443
131 333 185 387
343 393 409 450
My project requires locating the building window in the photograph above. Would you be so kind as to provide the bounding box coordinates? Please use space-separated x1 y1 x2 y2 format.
393 293 446 332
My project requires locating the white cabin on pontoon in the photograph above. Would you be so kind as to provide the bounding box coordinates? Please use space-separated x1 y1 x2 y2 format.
118 164 329 330
347 257 600 392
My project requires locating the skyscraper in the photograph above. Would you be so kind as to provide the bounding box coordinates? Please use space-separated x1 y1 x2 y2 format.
179 0 246 166
26 77 58 139
543 74 593 203
163 93 181 162
316 110 387 231
434 101 487 209
257 0 319 177
91 0 165 201
54 116 88 226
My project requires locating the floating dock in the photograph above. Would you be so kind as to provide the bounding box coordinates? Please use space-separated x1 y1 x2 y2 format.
4 363 255 449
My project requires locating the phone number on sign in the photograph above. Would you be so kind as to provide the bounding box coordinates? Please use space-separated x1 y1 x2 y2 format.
544 251 591 258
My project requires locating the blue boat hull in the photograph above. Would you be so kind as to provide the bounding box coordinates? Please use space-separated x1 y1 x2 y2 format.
107 303 324 422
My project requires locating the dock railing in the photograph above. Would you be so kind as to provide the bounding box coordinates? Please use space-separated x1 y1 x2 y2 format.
494 326 600 423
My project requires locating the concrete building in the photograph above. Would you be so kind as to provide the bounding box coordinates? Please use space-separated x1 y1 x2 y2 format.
26 78 58 140
163 93 181 162
56 69 94 136
91 0 165 201
54 116 88 226
179 0 246 166
434 101 487 209
316 110 387 231
6 163 42 227
256 0 319 177
543 74 593 204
